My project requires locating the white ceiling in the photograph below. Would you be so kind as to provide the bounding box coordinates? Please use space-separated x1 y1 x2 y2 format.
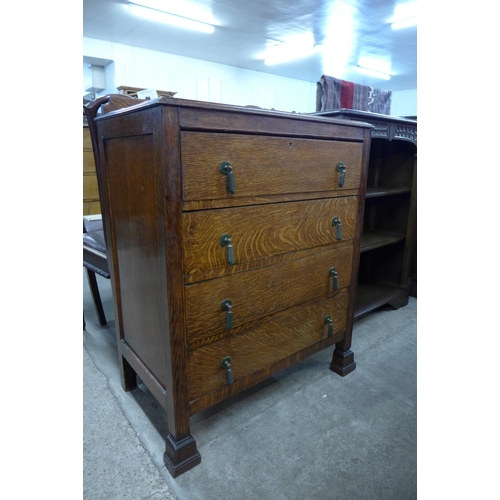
83 0 417 91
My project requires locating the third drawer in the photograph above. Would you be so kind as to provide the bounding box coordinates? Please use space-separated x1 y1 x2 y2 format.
185 245 354 344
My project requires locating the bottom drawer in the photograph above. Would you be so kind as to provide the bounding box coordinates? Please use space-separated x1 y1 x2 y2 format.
187 289 349 403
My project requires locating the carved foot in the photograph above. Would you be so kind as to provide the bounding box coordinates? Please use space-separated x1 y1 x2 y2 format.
388 294 409 310
330 348 356 377
164 434 201 477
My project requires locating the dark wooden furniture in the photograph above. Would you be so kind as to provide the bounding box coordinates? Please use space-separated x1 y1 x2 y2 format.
313 109 417 319
91 96 372 477
83 95 145 327
83 217 109 327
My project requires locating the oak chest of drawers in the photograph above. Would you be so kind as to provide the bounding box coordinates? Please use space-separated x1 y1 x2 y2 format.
94 96 372 477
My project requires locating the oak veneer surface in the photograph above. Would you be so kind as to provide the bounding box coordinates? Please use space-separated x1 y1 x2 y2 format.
185 245 353 342
187 289 349 402
94 96 372 477
104 133 168 385
182 196 358 279
181 132 363 201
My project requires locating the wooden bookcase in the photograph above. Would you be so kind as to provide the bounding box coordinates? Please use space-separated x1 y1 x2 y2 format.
313 110 417 320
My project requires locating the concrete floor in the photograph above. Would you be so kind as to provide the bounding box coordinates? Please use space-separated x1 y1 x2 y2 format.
83 271 417 500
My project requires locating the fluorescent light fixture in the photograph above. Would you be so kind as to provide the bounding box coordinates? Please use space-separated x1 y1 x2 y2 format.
391 16 417 29
128 2 215 33
356 65 391 80
317 2 357 77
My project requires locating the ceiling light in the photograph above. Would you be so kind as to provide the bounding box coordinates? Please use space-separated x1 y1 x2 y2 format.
391 16 417 29
356 65 391 80
128 2 215 33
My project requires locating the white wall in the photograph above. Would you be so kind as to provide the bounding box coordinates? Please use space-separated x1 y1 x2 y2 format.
83 37 317 113
391 89 417 117
83 37 416 116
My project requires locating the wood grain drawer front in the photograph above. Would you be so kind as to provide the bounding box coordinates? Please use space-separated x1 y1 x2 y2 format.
185 245 353 343
181 132 363 202
187 289 349 402
183 196 358 278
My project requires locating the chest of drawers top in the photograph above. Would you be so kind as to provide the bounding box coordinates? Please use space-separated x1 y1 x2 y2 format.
96 96 371 203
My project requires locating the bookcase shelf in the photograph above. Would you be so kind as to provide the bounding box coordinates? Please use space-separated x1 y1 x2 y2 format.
313 109 417 320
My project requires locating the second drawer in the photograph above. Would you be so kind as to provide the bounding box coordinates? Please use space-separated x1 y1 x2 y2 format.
182 196 359 279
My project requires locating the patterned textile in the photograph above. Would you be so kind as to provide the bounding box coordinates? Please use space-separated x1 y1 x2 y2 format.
316 75 392 115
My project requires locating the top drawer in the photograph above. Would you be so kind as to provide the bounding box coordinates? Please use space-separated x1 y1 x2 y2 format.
181 132 363 203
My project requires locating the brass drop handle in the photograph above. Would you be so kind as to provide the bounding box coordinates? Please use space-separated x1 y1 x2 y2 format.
221 356 234 385
220 161 236 194
220 234 235 266
324 316 333 337
329 267 339 291
337 162 346 187
221 299 233 329
332 217 342 240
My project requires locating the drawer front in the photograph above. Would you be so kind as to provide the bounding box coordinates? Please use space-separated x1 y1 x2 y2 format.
185 245 353 343
181 132 363 202
183 196 358 278
187 289 349 401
